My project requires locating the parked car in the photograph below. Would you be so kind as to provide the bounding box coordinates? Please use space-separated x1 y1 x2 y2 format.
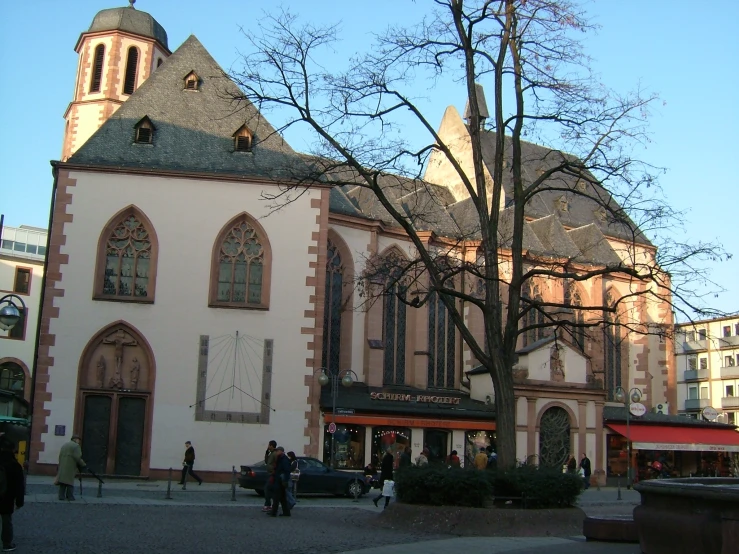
239 456 367 497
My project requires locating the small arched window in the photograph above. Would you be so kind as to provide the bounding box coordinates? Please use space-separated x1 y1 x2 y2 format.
94 206 158 302
184 71 200 91
0 362 25 395
90 44 105 93
233 125 253 152
209 214 272 309
123 46 139 95
134 116 155 144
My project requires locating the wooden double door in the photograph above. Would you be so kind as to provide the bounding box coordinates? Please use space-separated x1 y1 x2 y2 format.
81 392 148 476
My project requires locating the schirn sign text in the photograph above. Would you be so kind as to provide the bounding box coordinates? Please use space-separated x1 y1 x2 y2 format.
370 392 461 405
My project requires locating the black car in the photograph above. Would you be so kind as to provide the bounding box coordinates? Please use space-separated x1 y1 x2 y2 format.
239 456 367 497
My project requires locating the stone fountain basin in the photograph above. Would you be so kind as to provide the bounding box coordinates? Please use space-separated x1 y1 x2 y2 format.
633 478 739 554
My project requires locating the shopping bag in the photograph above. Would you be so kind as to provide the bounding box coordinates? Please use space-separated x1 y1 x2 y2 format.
382 479 395 497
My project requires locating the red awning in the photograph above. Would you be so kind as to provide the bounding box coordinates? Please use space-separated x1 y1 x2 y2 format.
606 423 739 452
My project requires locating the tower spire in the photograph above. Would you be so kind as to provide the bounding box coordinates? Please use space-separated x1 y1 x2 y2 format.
129 0 136 8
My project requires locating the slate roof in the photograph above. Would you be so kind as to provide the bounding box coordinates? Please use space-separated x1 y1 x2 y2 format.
71 36 312 181
88 7 168 49
603 406 737 429
319 383 495 419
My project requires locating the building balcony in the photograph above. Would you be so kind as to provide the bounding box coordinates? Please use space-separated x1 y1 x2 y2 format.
684 398 711 411
683 369 709 381
719 336 739 348
720 366 739 379
721 397 739 409
676 340 708 354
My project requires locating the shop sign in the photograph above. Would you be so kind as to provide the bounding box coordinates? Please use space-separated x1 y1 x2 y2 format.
702 406 719 421
336 408 355 415
629 402 647 417
633 441 739 453
370 392 461 405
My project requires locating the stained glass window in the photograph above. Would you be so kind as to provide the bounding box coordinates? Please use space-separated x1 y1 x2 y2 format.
322 240 343 373
604 291 622 400
427 291 456 388
102 215 151 298
216 219 264 305
383 277 407 385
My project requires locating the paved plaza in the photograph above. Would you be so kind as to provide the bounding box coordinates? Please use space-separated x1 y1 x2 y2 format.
9 477 643 553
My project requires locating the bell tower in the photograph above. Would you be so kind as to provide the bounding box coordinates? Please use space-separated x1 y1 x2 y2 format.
62 1 170 160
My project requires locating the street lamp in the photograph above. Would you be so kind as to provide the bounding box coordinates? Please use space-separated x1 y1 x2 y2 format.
0 294 26 332
315 367 359 469
614 386 642 491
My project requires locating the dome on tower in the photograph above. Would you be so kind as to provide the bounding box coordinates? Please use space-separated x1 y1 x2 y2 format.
88 5 168 49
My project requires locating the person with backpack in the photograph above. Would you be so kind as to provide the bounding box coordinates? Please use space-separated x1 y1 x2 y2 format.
0 437 25 552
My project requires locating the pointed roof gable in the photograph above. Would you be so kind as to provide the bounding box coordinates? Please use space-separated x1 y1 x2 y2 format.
527 215 582 260
567 224 622 266
70 35 310 181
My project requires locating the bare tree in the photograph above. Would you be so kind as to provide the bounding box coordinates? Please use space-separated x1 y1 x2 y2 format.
229 0 729 469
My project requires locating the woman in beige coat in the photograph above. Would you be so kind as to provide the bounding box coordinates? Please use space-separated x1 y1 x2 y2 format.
57 436 86 501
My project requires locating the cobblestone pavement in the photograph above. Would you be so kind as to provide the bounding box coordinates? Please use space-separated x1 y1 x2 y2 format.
13 503 445 553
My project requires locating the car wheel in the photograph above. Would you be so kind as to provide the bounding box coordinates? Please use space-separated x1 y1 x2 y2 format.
346 479 365 498
255 489 265 497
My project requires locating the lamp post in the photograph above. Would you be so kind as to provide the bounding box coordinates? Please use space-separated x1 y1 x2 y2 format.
315 367 359 469
615 386 642 490
0 294 26 333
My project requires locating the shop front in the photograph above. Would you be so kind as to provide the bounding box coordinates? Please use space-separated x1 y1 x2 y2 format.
319 384 496 469
604 417 739 482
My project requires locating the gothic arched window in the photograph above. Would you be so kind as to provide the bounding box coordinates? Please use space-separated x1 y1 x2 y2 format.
380 253 408 385
90 44 105 93
123 46 139 95
428 291 456 389
522 282 546 347
209 214 272 309
604 290 623 400
94 207 158 302
570 288 586 351
322 239 343 373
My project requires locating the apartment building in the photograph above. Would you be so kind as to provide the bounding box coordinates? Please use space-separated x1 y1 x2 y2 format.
675 317 739 424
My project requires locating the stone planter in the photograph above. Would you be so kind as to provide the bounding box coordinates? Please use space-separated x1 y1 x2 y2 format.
633 478 739 554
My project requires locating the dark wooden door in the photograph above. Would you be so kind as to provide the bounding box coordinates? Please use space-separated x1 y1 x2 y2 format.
114 397 146 476
81 395 112 474
424 430 449 464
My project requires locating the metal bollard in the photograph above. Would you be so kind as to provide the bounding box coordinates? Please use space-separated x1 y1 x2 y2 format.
231 466 237 501
166 467 173 499
97 480 103 498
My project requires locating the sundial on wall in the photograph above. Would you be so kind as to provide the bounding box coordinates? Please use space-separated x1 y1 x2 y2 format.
193 332 274 424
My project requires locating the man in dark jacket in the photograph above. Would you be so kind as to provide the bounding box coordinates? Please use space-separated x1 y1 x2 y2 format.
179 441 202 486
579 453 592 489
372 449 394 509
399 446 412 468
0 438 24 552
268 447 291 517
262 440 277 512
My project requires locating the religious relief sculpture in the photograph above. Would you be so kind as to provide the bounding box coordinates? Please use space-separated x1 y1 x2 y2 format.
130 357 140 390
96 356 107 388
550 346 565 382
102 329 138 390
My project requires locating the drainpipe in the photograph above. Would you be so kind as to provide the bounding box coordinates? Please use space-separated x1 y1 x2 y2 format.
26 163 60 473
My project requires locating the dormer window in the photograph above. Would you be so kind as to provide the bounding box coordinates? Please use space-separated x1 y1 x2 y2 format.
184 71 200 91
233 125 253 152
134 116 155 144
557 195 569 212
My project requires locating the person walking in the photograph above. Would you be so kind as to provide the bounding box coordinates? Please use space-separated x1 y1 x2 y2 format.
268 447 291 517
579 453 592 489
0 438 24 552
262 440 277 512
56 435 86 501
373 449 394 509
473 447 488 470
179 441 203 485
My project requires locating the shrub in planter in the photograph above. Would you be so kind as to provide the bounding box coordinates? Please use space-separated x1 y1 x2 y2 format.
394 466 493 507
488 466 584 508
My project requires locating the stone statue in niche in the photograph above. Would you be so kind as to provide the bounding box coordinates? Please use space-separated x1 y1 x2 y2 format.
550 346 565 382
130 357 140 390
96 356 107 388
103 329 137 389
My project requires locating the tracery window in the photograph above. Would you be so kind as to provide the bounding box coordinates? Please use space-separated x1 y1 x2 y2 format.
210 214 271 309
538 406 571 468
322 240 343 373
382 260 408 385
428 291 456 388
522 282 546 347
95 208 158 302
604 290 623 400
570 288 586 351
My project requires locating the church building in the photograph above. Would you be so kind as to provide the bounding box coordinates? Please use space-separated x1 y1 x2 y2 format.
31 3 716 484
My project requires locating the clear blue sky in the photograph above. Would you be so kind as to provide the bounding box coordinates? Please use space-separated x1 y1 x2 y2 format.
0 1 736 314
